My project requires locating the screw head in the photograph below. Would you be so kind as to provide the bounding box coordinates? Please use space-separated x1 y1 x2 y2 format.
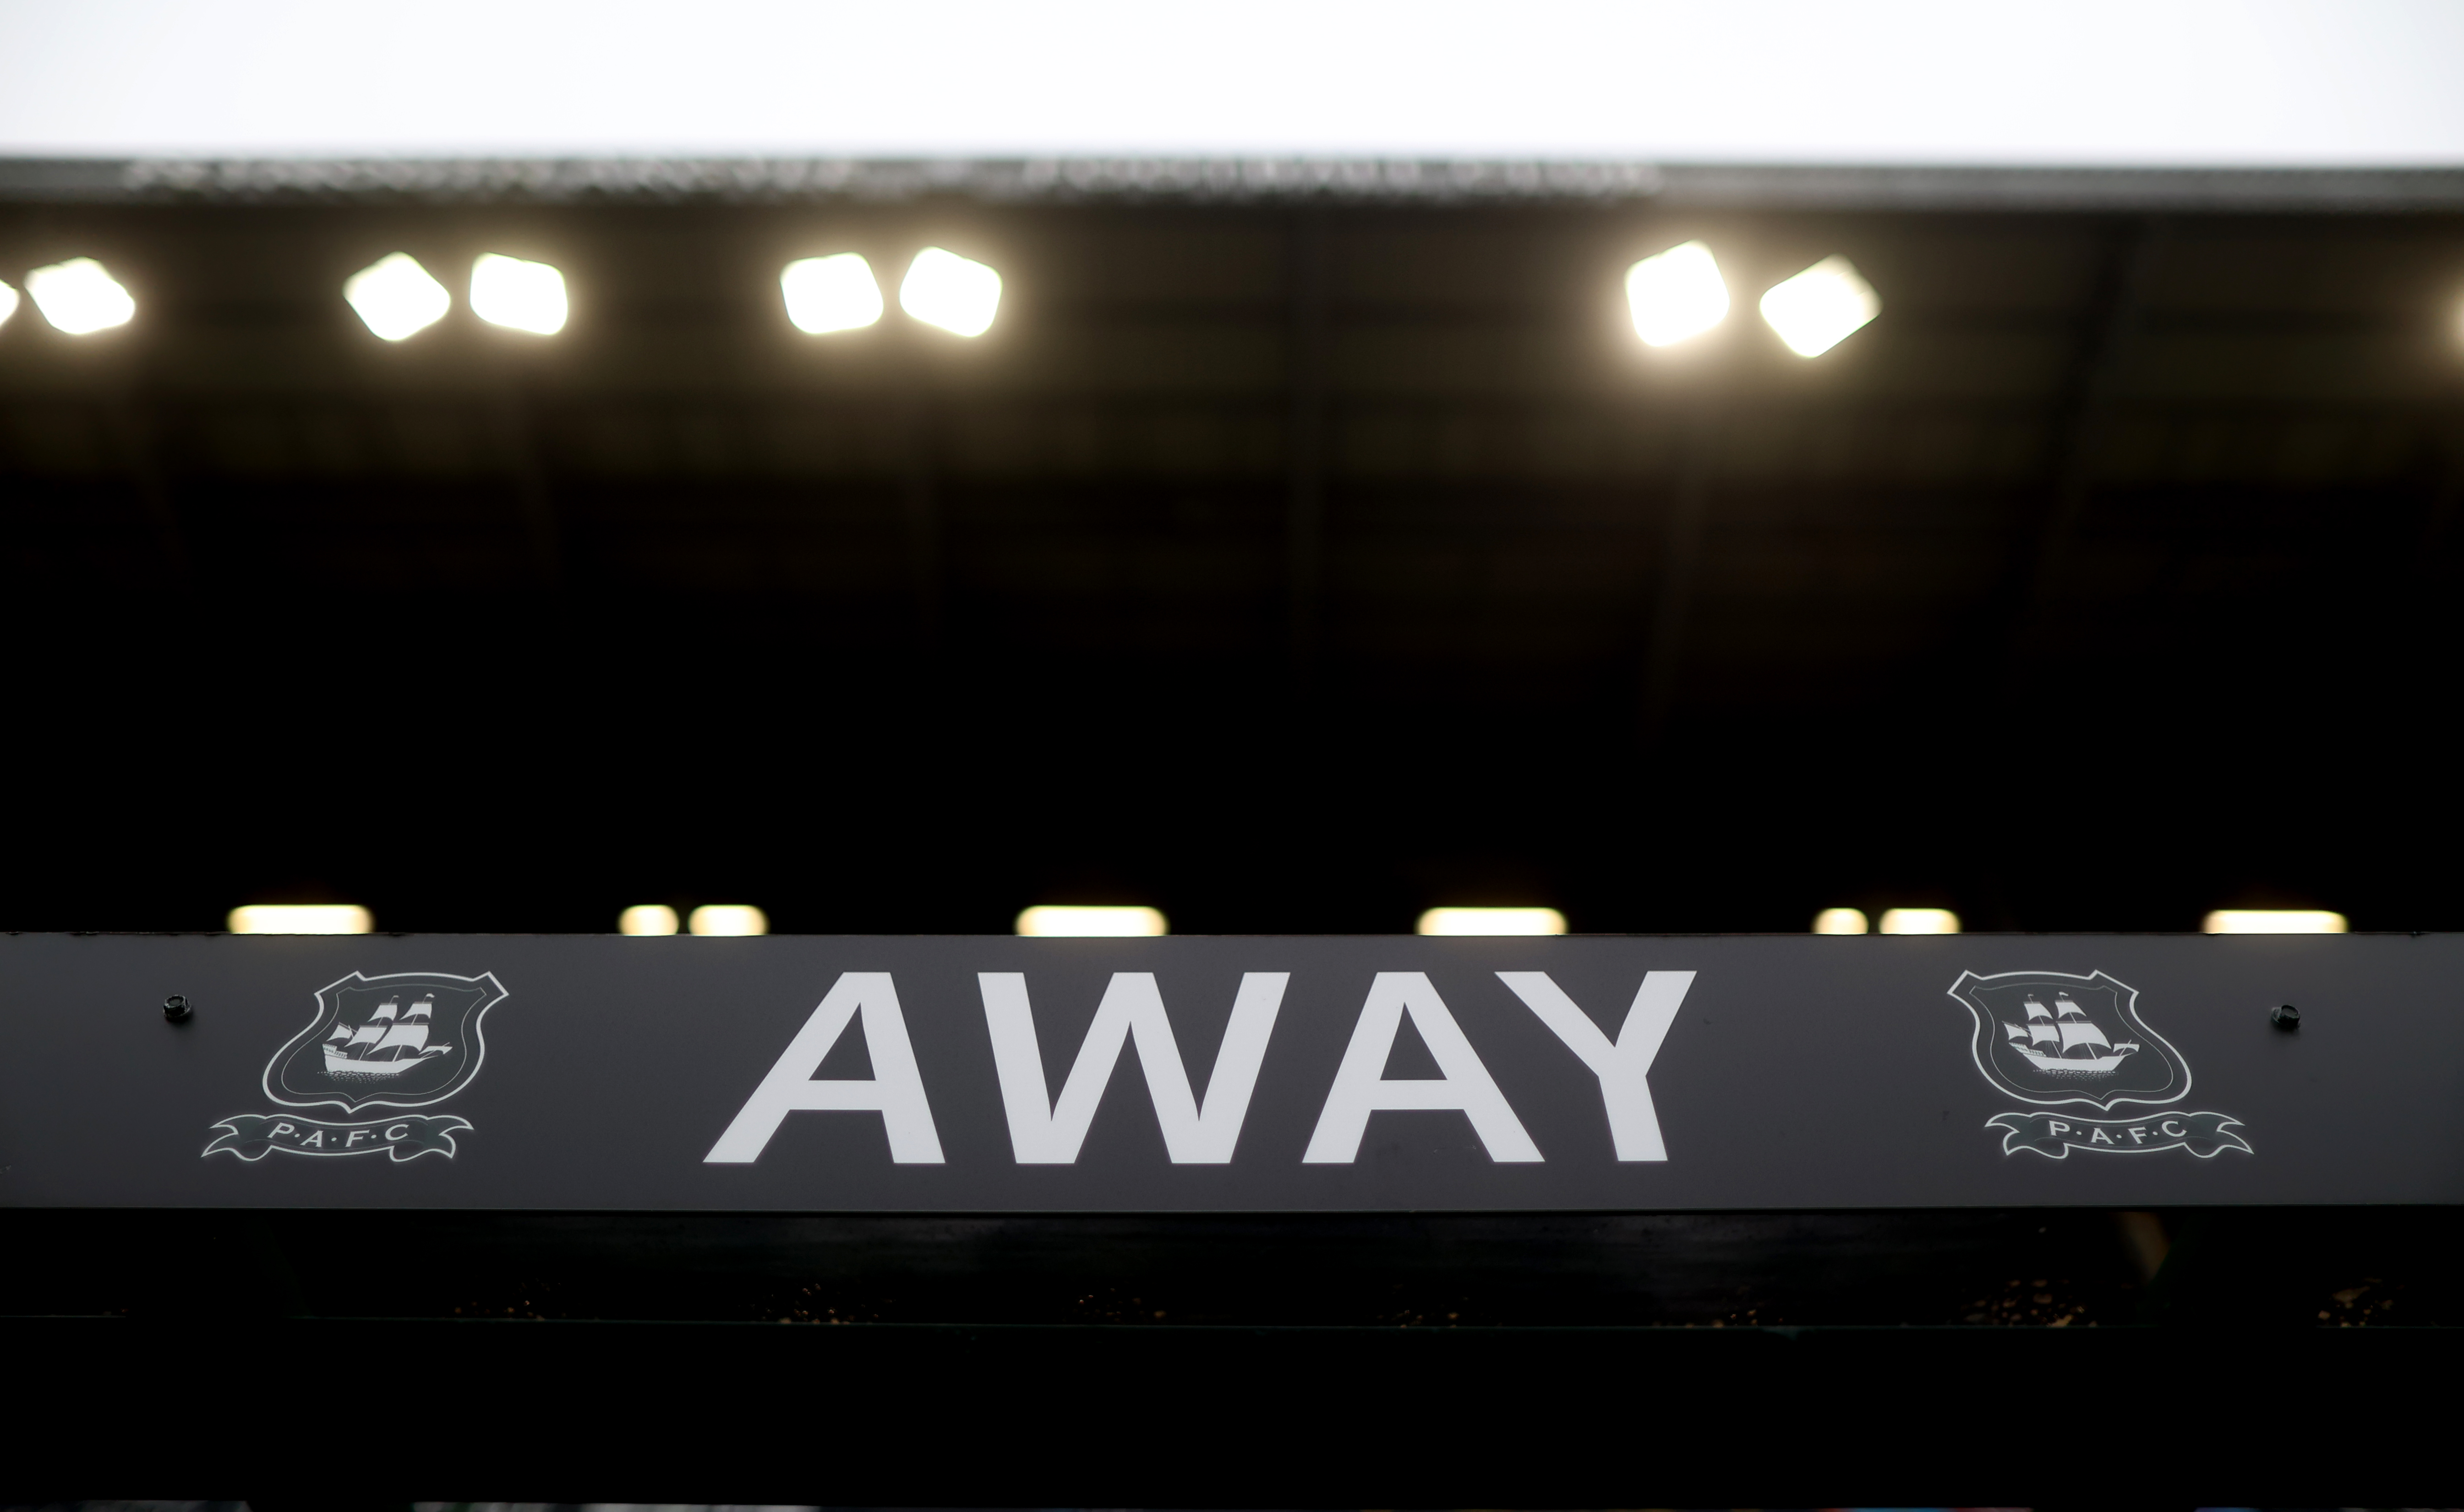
2270 1002 2301 1030
162 993 192 1023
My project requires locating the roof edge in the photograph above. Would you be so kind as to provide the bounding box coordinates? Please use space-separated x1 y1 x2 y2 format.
2 157 2462 211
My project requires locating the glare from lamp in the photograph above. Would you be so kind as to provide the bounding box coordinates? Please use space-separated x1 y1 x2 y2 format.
1625 240 1729 347
1813 907 1869 935
25 257 135 334
1416 906 1568 937
470 253 568 335
2203 909 2348 934
344 252 451 341
618 904 680 936
1878 907 1961 935
900 247 1002 337
1016 905 1168 937
228 904 374 935
1759 255 1881 357
781 253 884 334
688 904 768 937
0 281 17 329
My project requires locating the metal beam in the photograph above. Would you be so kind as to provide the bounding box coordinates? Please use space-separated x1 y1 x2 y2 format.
1284 210 1328 687
1638 420 1714 750
102 394 185 582
1992 215 2169 699
490 388 562 589
904 394 944 654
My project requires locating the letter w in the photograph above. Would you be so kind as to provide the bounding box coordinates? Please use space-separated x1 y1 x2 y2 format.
978 972 1288 1163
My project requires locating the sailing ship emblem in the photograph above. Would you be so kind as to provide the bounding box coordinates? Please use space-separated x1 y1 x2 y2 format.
1948 969 2188 1110
321 992 451 1078
263 970 508 1112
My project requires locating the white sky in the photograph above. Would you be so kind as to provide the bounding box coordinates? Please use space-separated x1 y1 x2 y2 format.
1 0 2460 165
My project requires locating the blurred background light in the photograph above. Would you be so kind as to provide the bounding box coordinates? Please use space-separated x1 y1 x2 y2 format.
228 904 373 934
470 252 568 335
2 2 2461 167
1878 907 1960 935
344 251 451 340
25 257 134 334
2203 909 2348 933
1416 906 1568 936
688 904 768 936
1813 907 1869 934
1016 905 1168 937
900 247 1001 337
618 904 680 936
1625 240 1728 347
781 252 884 334
1759 255 1880 357
0 280 16 328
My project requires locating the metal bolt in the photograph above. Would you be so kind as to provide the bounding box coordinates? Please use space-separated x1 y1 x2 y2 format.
2270 1003 2300 1030
162 993 192 1023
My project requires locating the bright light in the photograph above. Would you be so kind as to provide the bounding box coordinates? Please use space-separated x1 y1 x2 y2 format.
1625 240 1729 347
899 247 1001 337
781 252 884 334
25 257 134 334
0 281 16 328
470 252 568 335
228 904 373 935
1016 905 1168 937
1417 906 1568 937
1813 907 1869 935
2204 909 2348 934
688 904 768 936
1759 255 1881 357
344 251 451 341
1879 907 1961 935
618 904 679 936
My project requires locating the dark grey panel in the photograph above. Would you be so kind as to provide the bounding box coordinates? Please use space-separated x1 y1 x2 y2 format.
0 932 2449 1211
11 158 2464 209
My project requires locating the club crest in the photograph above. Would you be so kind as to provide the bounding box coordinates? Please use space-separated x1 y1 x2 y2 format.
262 970 506 1112
1949 968 2248 1159
206 969 508 1163
1949 968 2186 1110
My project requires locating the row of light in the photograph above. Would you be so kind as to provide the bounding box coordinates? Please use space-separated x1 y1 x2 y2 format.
1815 906 2350 935
1627 241 1880 357
10 242 1858 354
223 901 2351 936
0 248 1005 343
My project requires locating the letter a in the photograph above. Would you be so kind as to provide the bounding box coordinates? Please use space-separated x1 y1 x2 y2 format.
705 972 945 1163
1302 972 1542 1163
980 972 1288 1163
1497 970 1693 1161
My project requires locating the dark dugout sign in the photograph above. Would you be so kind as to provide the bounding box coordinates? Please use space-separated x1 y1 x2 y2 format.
0 932 2455 1211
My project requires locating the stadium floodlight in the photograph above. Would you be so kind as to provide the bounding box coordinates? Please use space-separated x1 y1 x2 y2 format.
25 257 135 334
1015 905 1168 937
1416 907 1568 937
229 904 374 935
2203 909 2348 934
470 253 568 335
1813 907 1869 934
688 904 769 936
899 247 1002 337
1625 240 1729 347
781 253 884 334
344 252 451 341
1878 907 1961 935
0 281 16 328
1759 255 1881 357
618 904 680 936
